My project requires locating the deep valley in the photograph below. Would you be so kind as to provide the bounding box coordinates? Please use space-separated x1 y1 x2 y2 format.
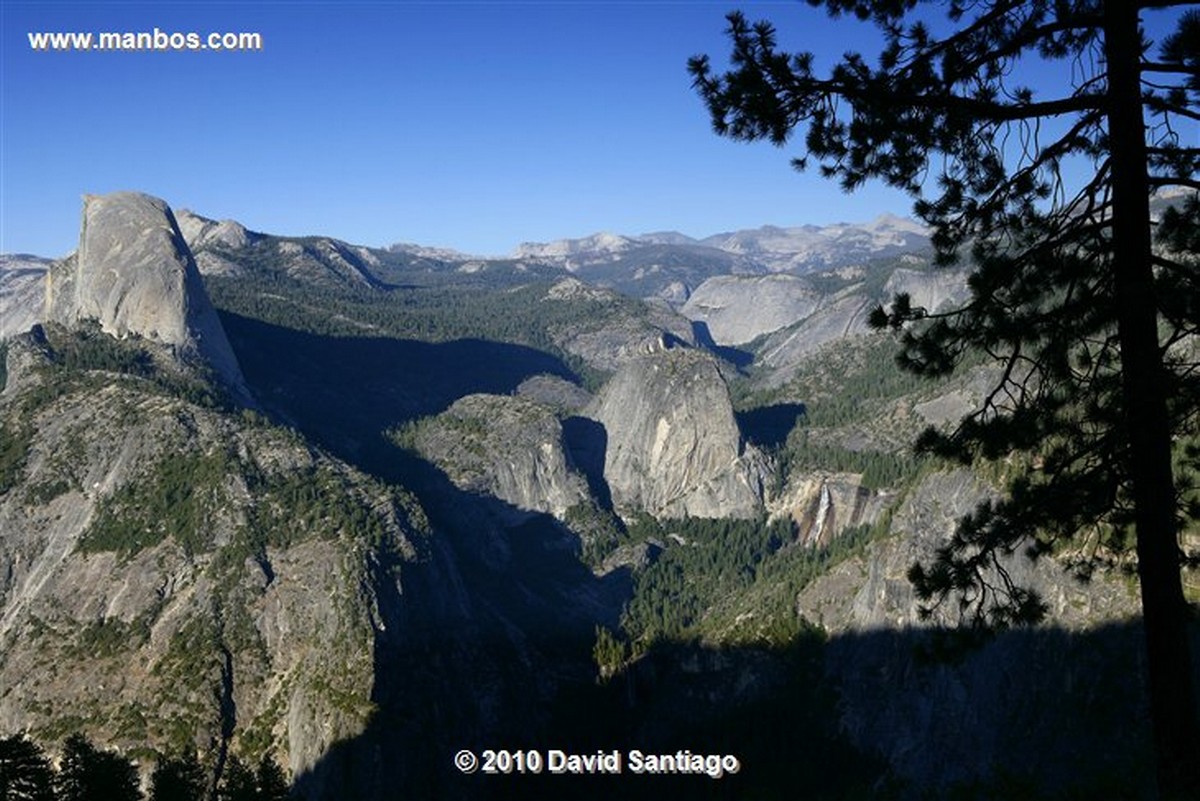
0 192 1192 800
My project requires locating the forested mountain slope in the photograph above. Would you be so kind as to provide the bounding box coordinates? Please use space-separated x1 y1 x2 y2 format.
0 192 1183 800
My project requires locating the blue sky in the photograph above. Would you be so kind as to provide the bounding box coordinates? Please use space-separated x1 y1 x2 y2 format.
1 2 1193 258
1 0 920 256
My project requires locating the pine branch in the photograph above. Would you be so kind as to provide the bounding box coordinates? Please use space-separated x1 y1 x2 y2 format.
1148 177 1200 190
1140 61 1200 75
786 75 1102 122
1146 146 1200 155
1143 98 1200 121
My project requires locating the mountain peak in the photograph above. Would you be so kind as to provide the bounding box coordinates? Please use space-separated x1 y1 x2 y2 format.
46 191 250 400
175 207 256 251
865 212 928 235
512 231 637 259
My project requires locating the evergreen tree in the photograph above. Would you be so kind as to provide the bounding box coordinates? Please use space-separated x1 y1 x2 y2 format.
217 756 257 801
150 751 208 801
690 1 1199 796
592 625 629 681
54 734 92 801
0 734 54 801
254 754 289 801
56 733 141 801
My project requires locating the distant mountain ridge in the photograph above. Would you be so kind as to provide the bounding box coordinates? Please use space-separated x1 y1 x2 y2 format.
497 215 932 304
696 214 929 270
5 210 932 311
0 205 949 388
512 213 931 274
1 191 1174 801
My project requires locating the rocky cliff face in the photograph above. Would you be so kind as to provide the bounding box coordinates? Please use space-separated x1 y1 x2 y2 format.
0 329 434 782
882 266 971 314
789 469 1148 794
753 289 876 379
409 393 589 520
542 278 697 372
588 346 766 519
0 256 51 341
767 472 891 548
673 259 971 387
796 469 1139 631
174 209 258 277
44 192 249 400
682 274 822 346
267 239 383 288
175 208 256 252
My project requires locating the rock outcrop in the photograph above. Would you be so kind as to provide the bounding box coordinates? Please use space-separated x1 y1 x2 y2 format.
767 472 891 548
882 266 971 315
588 347 766 519
0 337 432 780
682 273 822 346
411 393 589 520
753 290 875 378
514 374 592 414
0 256 51 341
790 468 1147 795
174 209 259 277
795 469 1138 631
44 192 249 400
542 278 697 371
267 239 382 288
514 231 638 260
175 208 256 252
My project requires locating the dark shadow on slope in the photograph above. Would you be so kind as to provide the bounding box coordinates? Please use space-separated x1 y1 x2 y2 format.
293 617 1200 801
217 310 580 483
217 308 612 636
736 402 807 450
290 439 626 801
690 320 754 370
221 308 619 654
216 309 1194 801
561 416 612 511
218 309 633 799
816 620 1200 801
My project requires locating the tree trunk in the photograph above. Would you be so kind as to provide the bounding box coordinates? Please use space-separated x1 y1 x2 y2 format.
1103 1 1200 797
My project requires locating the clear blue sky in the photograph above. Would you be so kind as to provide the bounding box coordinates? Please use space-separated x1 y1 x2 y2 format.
0 0 920 257
0 2 1191 258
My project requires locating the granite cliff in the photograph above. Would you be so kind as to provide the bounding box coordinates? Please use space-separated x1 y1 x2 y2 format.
2 194 1181 800
0 255 51 341
588 345 767 519
0 326 431 786
682 273 822 346
39 192 249 401
406 393 589 521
